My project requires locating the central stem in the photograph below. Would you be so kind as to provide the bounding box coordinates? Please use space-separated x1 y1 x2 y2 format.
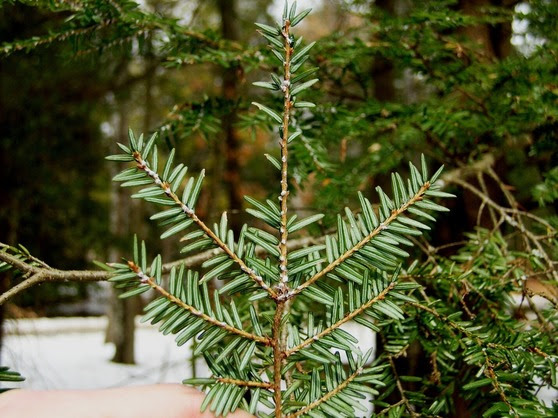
273 18 293 418
278 20 292 291
272 300 286 416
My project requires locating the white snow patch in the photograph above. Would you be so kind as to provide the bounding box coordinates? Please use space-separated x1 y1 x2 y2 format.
1 316 209 390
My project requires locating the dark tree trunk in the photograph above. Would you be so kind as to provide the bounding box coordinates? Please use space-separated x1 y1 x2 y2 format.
371 0 397 102
458 0 513 59
108 296 137 364
106 97 137 365
0 277 4 359
218 0 243 233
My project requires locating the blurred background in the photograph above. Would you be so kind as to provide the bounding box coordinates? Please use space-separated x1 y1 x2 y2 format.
0 0 556 390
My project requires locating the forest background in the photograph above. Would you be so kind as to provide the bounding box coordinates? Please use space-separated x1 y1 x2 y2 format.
0 0 557 400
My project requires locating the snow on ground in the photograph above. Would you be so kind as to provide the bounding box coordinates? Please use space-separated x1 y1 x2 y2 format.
1 317 374 392
1 316 209 390
4 316 553 409
0 317 558 414
0 317 375 416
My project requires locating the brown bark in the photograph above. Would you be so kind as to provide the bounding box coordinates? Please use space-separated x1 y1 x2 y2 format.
458 0 513 59
218 0 243 233
453 0 515 232
106 97 137 365
371 0 397 102
370 1 399 403
108 291 137 365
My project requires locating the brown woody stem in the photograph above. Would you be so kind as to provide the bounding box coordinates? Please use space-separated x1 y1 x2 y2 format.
216 377 272 388
272 300 286 416
0 250 110 306
272 18 295 417
0 236 323 306
388 355 417 417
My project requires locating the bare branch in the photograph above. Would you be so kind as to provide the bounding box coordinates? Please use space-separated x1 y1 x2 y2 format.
0 251 110 306
448 177 558 281
387 355 418 417
0 236 321 306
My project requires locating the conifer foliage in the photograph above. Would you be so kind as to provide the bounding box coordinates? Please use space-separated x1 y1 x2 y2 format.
106 4 453 416
1 1 557 417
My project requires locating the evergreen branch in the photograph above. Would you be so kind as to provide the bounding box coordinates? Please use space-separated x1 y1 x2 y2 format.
483 356 517 416
166 235 324 273
51 0 86 12
132 151 278 299
290 183 431 298
409 299 548 411
270 16 297 418
0 366 25 383
408 301 548 354
216 377 272 388
0 20 116 56
0 247 40 274
0 243 52 270
127 261 270 345
285 282 396 357
105 0 123 15
288 367 363 417
74 29 149 57
1 6 225 59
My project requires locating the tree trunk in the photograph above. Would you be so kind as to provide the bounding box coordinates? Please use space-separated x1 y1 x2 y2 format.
106 97 137 365
458 0 513 59
371 0 397 102
218 0 243 233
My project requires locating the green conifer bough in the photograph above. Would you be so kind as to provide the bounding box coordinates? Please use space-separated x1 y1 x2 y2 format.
106 3 452 416
0 2 557 416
